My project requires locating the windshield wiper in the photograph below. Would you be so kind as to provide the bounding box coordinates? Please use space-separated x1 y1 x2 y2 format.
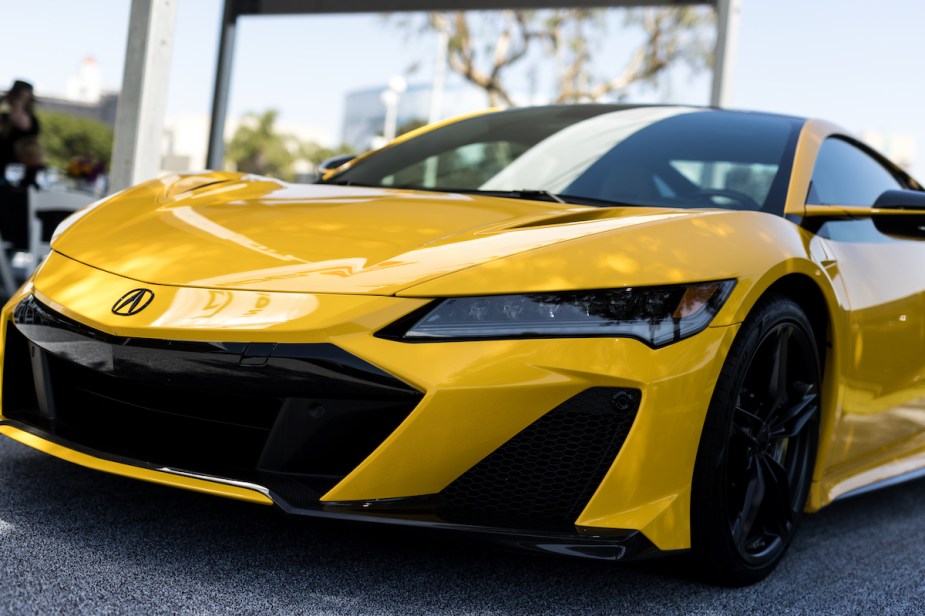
478 188 644 208
320 179 380 187
511 189 566 204
390 186 571 204
457 188 644 208
331 182 642 209
555 193 643 208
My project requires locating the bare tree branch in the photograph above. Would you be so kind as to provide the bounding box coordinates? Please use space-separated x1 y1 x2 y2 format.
393 7 714 108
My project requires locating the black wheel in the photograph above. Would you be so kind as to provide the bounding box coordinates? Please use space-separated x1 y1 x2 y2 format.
691 295 821 585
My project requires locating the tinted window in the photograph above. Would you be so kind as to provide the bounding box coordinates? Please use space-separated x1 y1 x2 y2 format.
562 111 800 213
381 141 530 188
807 138 902 206
326 106 802 214
669 161 778 205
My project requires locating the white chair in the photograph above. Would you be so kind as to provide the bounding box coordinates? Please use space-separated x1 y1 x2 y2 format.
27 186 97 265
0 229 17 297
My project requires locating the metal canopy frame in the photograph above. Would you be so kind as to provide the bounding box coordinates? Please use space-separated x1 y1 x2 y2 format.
198 0 741 170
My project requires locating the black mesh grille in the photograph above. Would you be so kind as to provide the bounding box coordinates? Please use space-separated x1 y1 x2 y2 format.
440 387 640 530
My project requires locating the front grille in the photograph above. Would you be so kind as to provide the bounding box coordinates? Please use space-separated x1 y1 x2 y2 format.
45 352 281 480
439 387 640 530
3 296 422 506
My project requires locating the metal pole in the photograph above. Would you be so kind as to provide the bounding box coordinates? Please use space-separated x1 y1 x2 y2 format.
206 0 238 170
710 0 741 108
109 0 177 193
381 90 400 141
428 30 448 124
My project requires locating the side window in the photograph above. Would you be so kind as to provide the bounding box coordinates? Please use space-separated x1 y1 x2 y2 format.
807 138 903 206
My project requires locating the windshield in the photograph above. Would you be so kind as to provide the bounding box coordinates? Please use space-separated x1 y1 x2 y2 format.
325 105 804 214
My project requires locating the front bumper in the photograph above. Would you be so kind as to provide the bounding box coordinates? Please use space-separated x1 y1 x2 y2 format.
0 252 740 553
0 419 661 561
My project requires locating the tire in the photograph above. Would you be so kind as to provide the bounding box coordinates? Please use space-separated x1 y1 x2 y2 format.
690 294 821 586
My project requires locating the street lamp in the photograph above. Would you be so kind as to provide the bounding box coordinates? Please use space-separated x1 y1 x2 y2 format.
380 76 407 142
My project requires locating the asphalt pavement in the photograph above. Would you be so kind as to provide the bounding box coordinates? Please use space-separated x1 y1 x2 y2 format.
2 435 925 615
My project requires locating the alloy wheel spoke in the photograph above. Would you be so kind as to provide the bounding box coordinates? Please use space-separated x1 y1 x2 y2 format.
759 455 793 532
731 455 765 547
733 405 763 446
766 326 792 409
770 384 818 439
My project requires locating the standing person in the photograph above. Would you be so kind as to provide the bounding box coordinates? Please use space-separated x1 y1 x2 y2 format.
0 80 41 172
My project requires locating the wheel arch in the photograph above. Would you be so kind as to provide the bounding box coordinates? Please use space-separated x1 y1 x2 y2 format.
735 272 842 500
762 274 831 369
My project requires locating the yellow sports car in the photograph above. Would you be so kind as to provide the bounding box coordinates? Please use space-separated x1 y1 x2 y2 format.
3 105 925 585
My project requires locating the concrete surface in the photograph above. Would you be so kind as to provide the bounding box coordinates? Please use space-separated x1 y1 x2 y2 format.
1 436 924 615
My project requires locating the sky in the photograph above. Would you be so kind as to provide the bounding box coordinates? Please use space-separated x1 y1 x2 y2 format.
1 0 924 177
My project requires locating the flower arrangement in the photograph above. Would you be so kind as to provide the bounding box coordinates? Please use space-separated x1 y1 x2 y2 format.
66 157 105 181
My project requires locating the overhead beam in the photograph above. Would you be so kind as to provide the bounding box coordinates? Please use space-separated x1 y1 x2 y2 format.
232 0 712 16
206 0 239 170
110 0 177 193
206 0 723 171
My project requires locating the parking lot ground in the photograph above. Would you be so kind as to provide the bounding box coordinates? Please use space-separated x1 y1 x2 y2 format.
2 436 925 615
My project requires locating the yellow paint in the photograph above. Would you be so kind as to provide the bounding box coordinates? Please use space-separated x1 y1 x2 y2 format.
1 112 924 554
0 425 272 505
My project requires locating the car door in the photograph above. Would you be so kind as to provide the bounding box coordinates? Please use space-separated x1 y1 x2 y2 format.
807 137 925 477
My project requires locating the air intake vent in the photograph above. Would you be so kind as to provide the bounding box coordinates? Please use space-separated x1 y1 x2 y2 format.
439 387 640 530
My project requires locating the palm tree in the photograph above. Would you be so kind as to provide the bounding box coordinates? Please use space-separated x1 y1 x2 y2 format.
225 109 295 180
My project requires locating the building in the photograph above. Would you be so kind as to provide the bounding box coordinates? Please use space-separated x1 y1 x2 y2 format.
39 57 119 127
2 58 118 127
38 93 119 128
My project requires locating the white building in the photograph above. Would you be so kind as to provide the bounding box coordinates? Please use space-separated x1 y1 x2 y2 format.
65 57 103 104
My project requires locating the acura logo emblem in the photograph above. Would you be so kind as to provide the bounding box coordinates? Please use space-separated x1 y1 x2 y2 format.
112 288 155 316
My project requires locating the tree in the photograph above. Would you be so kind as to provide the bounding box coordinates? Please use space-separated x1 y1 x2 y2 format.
225 110 296 180
301 141 355 166
396 117 429 137
397 8 714 107
36 110 114 170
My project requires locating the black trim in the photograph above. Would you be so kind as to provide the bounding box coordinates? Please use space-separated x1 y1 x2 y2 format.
374 300 439 341
0 419 670 562
6 295 423 502
14 295 418 399
873 189 925 210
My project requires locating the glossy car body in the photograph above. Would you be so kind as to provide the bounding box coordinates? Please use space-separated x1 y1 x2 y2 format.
2 106 924 580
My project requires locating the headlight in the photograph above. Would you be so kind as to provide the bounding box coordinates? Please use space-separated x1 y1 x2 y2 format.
389 280 735 348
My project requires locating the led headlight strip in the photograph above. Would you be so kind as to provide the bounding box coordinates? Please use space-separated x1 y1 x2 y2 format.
392 280 735 348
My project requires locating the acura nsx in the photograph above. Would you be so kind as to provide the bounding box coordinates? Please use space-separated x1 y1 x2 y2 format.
3 105 925 585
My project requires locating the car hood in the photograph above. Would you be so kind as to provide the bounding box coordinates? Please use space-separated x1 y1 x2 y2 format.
52 174 691 295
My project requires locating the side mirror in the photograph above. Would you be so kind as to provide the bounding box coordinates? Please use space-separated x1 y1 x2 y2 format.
873 189 925 210
319 154 355 176
872 189 925 238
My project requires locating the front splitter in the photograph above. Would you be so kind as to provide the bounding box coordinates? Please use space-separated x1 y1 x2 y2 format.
0 420 677 562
